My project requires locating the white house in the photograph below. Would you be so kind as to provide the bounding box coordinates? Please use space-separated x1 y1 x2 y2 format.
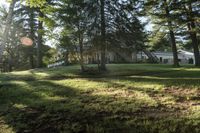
137 50 195 64
56 48 195 65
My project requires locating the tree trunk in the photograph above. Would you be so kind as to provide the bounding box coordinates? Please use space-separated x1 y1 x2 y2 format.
188 23 200 66
164 0 179 67
79 34 85 72
187 4 200 67
0 0 17 63
8 56 13 72
100 0 107 71
29 8 35 69
29 54 34 69
169 30 179 67
37 11 44 68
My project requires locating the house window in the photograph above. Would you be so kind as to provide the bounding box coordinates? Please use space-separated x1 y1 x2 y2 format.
163 59 168 64
142 56 145 59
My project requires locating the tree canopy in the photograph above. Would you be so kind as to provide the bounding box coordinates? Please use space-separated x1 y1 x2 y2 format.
0 0 199 71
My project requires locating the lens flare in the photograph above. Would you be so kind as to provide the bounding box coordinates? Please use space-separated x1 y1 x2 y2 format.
20 37 33 46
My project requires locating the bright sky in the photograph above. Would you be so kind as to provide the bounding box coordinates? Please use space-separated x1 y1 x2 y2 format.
0 0 9 6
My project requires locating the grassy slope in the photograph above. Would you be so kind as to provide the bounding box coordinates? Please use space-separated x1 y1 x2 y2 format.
0 64 199 133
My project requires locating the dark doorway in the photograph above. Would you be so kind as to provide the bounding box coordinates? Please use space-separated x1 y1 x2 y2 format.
189 58 194 64
160 57 163 62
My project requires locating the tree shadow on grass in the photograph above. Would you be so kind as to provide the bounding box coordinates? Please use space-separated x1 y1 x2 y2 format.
0 81 80 133
93 75 200 88
0 78 200 133
88 76 200 105
84 77 200 124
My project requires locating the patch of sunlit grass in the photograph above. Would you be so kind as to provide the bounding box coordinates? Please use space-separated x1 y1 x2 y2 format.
0 64 200 132
13 104 27 109
0 117 14 133
159 96 176 106
189 105 200 119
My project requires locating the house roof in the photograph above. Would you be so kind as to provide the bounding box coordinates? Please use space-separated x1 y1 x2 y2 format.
153 50 194 56
153 51 173 56
178 50 193 56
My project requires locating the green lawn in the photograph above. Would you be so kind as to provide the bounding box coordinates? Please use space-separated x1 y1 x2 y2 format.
0 64 199 133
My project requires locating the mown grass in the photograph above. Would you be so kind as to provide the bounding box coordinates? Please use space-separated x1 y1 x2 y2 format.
0 64 199 133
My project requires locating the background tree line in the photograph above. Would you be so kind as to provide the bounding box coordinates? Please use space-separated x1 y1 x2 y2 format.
0 0 199 72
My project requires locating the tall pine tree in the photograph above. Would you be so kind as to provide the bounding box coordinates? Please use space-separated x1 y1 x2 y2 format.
144 0 180 67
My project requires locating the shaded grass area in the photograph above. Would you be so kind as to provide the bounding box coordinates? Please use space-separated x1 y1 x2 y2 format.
0 64 200 133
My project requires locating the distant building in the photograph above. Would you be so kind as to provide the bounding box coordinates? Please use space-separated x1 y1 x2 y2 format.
137 50 194 64
85 49 194 65
84 50 137 64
